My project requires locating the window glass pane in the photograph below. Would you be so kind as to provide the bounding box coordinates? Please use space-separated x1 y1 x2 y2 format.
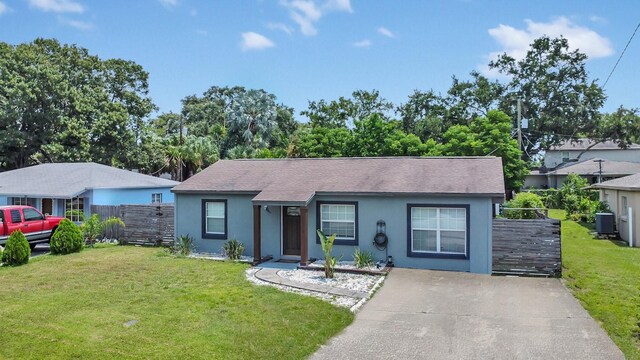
412 207 437 229
206 218 225 234
207 202 224 218
23 208 43 221
440 231 466 253
322 221 355 239
439 208 466 230
413 230 437 252
321 204 354 222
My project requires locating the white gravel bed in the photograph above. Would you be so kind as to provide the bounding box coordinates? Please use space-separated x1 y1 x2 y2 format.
309 259 385 273
278 269 380 292
245 268 361 308
245 268 385 311
189 252 253 263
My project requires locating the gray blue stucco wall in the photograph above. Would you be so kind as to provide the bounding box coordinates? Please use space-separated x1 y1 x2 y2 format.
174 193 494 274
92 187 175 206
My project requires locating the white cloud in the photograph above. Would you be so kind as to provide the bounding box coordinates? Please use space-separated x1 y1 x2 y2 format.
323 0 353 13
483 17 614 76
353 39 371 48
195 29 207 36
59 17 93 30
488 17 614 60
0 1 7 15
378 26 395 38
589 15 607 24
280 0 353 36
267 22 294 35
29 0 84 13
240 32 275 51
158 0 179 8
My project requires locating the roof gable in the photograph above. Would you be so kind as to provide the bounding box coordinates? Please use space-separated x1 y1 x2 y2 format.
592 173 640 191
172 157 506 204
0 163 179 198
549 158 640 176
550 139 640 151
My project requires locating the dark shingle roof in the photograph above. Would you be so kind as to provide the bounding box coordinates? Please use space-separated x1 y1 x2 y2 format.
0 162 179 198
549 158 640 176
550 138 640 151
172 157 506 204
592 173 640 191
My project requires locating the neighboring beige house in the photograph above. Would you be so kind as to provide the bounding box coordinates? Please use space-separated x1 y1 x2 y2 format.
592 173 640 247
544 139 640 169
525 158 640 189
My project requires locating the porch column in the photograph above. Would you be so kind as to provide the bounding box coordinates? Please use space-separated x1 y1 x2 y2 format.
253 205 261 263
300 206 309 266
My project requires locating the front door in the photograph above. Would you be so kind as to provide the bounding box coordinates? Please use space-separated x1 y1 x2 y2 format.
282 207 301 256
42 199 53 215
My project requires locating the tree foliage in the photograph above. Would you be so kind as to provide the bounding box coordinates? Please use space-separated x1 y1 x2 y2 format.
302 90 393 128
439 111 528 189
0 38 154 170
489 36 606 158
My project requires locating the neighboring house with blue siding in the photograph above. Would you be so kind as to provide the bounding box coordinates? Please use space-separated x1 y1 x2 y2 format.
0 163 178 220
172 157 505 274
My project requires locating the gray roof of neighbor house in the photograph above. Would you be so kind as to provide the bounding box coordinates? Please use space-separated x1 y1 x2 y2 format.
592 173 640 191
550 138 640 151
548 158 640 176
172 157 506 205
0 162 179 198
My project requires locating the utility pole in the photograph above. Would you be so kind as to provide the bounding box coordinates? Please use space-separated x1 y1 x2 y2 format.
517 98 523 152
594 159 604 183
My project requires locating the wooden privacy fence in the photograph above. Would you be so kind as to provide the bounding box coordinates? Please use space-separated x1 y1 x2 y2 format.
90 204 174 246
492 218 561 277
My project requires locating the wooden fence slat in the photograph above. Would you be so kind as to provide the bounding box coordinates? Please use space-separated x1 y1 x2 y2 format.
91 204 174 246
492 218 561 277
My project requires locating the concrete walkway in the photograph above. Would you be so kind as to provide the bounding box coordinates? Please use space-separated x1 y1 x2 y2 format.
311 268 624 360
253 268 369 298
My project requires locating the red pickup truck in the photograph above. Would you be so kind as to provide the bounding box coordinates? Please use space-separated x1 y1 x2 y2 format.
0 206 65 250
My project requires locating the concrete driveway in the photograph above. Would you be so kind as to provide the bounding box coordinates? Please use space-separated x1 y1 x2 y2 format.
311 268 624 360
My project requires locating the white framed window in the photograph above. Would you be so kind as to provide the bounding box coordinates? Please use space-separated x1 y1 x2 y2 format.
561 151 570 161
65 197 84 222
621 196 628 217
151 193 162 204
11 197 36 207
319 203 357 242
203 200 226 239
410 206 467 256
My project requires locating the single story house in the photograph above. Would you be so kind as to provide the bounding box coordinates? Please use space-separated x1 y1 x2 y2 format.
524 158 640 189
544 139 640 169
172 157 505 274
592 173 640 247
0 162 179 220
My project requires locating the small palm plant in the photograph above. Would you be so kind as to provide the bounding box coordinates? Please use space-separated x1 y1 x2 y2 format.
81 214 126 247
317 229 337 279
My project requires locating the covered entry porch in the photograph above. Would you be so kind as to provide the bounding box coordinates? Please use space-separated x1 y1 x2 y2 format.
252 188 314 266
252 204 310 266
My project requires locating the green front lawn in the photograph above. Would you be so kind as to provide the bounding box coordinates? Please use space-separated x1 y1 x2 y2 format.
0 246 353 359
550 209 640 359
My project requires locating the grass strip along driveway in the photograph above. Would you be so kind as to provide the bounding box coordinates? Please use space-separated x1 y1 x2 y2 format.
0 246 353 359
550 210 640 359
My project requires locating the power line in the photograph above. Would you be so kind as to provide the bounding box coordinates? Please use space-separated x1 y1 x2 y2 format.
603 21 640 89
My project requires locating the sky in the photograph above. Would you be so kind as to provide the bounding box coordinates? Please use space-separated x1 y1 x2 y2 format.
0 0 639 121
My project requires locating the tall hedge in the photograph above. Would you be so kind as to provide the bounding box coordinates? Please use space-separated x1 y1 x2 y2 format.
50 219 84 255
2 230 30 266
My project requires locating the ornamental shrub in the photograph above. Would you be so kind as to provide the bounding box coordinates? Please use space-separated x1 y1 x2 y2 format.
504 192 545 219
2 230 30 266
222 239 244 260
50 219 84 255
